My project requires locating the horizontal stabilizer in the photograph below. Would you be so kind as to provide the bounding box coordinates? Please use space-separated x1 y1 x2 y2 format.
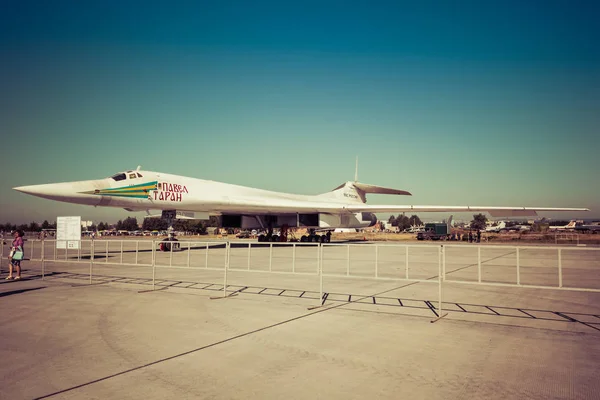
353 183 412 196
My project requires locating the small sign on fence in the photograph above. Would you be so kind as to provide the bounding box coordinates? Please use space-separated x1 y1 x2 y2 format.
56 216 81 249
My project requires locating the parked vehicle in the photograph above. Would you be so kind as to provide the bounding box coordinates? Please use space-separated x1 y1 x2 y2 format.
159 235 180 251
416 216 453 241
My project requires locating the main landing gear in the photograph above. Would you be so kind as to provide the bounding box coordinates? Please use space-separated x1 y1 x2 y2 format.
300 229 331 243
257 228 331 243
257 226 287 243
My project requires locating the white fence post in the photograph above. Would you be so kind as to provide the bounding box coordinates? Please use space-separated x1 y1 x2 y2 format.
442 245 446 281
438 245 443 316
41 239 45 280
152 241 156 290
319 243 323 306
477 246 481 283
30 241 35 263
89 240 94 284
269 243 273 272
223 242 230 297
558 248 563 288
292 243 296 273
316 245 319 273
375 245 379 279
346 245 350 276
205 243 209 268
247 242 251 270
187 242 191 267
135 241 139 265
405 245 409 279
516 247 520 285
0 240 3 274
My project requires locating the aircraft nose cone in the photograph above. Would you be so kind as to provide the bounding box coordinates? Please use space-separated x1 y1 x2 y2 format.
13 185 44 195
13 181 104 206
13 183 70 198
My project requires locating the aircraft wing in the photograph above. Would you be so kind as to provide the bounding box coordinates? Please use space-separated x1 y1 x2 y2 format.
194 197 589 217
341 205 590 217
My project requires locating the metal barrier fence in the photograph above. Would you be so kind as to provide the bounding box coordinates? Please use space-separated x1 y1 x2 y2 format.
555 232 579 245
1 239 599 317
441 243 600 292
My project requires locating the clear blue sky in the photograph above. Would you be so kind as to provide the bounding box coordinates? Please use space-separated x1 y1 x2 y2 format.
1 0 598 224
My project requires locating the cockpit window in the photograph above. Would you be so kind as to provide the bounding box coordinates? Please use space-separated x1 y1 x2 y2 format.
129 173 137 179
137 172 143 178
111 173 127 181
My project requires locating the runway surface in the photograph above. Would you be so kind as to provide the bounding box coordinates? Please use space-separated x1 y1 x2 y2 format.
1 240 599 399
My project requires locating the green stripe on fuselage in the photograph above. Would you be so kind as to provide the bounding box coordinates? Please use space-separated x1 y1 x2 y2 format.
100 181 158 192
95 193 150 199
79 181 157 197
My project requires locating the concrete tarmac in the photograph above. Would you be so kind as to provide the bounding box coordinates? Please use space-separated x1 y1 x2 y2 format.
1 241 600 399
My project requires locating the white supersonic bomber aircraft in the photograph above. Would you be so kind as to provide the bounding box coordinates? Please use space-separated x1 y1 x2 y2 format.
13 166 589 241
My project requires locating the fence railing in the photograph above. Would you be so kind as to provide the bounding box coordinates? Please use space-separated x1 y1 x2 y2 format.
555 232 579 245
2 239 599 317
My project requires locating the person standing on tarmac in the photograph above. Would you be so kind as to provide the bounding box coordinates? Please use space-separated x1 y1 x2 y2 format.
6 230 24 280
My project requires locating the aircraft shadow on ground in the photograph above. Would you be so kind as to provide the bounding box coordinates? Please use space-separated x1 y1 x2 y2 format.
17 269 600 333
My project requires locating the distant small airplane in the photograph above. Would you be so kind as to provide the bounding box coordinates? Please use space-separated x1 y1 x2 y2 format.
548 220 577 231
485 221 506 233
405 224 425 233
573 222 600 233
503 224 531 232
13 167 590 241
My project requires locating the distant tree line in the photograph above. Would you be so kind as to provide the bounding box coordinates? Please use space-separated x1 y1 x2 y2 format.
386 215 423 231
0 220 56 233
0 216 222 234
386 213 493 231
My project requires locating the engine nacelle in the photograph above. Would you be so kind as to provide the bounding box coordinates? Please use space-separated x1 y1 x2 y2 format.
318 212 377 229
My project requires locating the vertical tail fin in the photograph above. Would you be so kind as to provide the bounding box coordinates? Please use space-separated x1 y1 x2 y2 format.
319 181 412 203
318 182 365 203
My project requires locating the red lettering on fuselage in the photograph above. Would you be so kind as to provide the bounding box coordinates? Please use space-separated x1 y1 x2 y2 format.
153 182 187 202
